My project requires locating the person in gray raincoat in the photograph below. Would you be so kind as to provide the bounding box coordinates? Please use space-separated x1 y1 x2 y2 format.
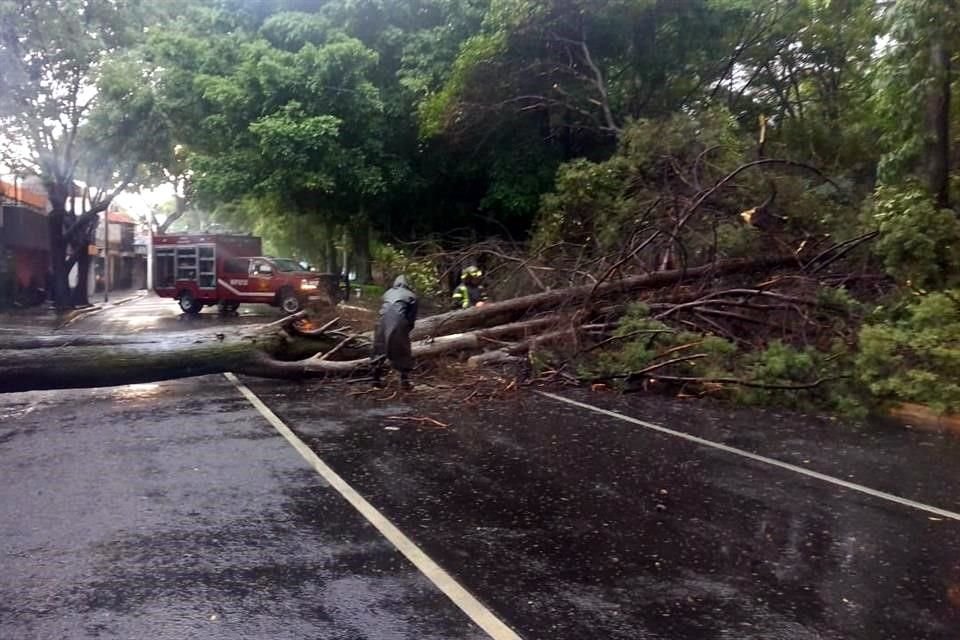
371 275 418 388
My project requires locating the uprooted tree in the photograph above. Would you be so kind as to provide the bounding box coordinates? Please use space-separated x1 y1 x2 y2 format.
4 0 959 415
0 233 871 395
0 109 887 404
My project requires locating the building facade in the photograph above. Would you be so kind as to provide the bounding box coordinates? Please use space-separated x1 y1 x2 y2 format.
94 209 146 292
1 179 147 308
0 179 50 308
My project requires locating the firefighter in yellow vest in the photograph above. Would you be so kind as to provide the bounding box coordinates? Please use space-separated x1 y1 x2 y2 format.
451 265 488 309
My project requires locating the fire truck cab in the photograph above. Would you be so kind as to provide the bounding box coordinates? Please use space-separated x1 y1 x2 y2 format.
153 234 330 314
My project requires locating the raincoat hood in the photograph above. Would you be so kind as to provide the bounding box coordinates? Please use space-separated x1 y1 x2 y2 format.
393 275 412 290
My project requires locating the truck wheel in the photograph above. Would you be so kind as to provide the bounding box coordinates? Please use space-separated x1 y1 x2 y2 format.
179 291 202 315
279 289 302 314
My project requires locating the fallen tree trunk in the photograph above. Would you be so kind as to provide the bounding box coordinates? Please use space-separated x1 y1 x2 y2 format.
410 255 794 340
0 255 796 393
0 315 561 392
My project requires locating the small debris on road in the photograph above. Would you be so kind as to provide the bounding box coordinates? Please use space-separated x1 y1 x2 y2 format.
385 415 450 429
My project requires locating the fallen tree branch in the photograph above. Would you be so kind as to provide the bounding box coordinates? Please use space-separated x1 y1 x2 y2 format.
385 416 449 429
291 316 341 336
579 328 675 354
314 333 360 362
591 354 710 381
805 231 879 274
643 374 846 390
412 255 794 340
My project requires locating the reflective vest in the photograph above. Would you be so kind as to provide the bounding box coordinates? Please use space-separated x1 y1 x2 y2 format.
452 283 484 308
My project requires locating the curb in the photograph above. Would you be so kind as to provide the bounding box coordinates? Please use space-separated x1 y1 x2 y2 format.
57 291 147 329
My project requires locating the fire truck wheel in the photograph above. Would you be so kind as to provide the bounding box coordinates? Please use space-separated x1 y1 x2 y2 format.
279 288 303 314
179 291 202 315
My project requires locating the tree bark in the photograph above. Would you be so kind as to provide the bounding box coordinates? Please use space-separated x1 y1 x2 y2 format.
48 206 69 310
926 37 952 209
0 315 558 392
0 331 287 393
69 221 97 306
158 193 187 234
352 219 373 284
410 255 793 340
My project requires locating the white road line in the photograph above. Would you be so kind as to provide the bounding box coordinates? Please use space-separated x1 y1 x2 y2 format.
224 373 522 640
537 391 960 523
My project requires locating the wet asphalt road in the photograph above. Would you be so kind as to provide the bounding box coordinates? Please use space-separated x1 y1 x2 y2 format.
0 378 486 640
3 297 960 638
243 379 960 639
64 294 282 334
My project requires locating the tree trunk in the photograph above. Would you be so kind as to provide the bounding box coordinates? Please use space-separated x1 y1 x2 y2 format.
48 206 69 310
69 222 97 306
0 315 557 392
324 224 338 273
158 193 187 234
926 37 952 209
71 246 92 306
410 255 793 340
0 331 287 393
352 219 373 284
0 255 795 393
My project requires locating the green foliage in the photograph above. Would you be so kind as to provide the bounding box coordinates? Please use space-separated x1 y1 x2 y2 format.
873 0 960 185
866 185 960 290
534 110 742 252
582 304 737 381
737 341 863 416
372 244 442 297
419 30 508 137
857 292 960 414
533 108 855 266
816 286 863 316
0 0 172 186
534 158 630 250
579 304 862 415
10 0 960 422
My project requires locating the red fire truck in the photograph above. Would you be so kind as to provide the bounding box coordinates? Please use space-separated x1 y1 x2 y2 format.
152 234 331 314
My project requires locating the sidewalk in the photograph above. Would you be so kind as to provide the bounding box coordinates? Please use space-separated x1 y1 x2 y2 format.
0 289 147 331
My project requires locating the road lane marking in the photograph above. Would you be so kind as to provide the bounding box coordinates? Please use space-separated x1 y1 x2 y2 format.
224 373 522 640
537 391 960 523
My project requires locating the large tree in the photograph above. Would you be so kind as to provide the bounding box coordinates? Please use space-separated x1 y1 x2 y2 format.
0 0 170 308
142 5 399 273
873 0 959 205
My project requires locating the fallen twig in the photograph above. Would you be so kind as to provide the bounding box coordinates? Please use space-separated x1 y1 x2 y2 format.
644 374 848 390
805 231 879 274
314 332 361 362
632 353 709 376
385 415 450 428
292 316 341 336
581 328 675 354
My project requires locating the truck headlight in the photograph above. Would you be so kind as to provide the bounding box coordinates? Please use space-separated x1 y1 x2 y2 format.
300 279 319 290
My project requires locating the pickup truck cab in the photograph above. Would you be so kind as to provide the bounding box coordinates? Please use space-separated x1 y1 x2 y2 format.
212 256 328 314
153 234 334 314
